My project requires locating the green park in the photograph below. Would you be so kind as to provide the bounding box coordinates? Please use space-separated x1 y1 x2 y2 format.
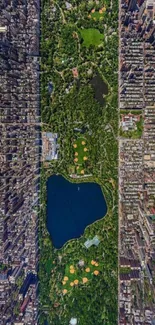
39 0 118 324
80 28 104 47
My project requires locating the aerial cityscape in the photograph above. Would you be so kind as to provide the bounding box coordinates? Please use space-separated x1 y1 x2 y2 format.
119 0 155 323
0 0 155 324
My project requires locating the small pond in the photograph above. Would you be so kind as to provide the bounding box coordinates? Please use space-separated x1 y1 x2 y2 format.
90 72 108 105
48 82 53 94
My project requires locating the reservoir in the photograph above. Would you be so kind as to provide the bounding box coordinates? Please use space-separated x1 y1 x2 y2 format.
47 175 107 249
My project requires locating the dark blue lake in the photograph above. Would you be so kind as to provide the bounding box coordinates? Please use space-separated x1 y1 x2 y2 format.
47 175 107 249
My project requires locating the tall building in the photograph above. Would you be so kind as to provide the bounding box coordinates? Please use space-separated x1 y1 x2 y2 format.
119 0 155 321
128 0 137 11
137 0 145 6
0 0 40 323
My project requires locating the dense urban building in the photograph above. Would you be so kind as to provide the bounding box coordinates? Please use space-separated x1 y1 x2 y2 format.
0 0 40 324
119 0 155 323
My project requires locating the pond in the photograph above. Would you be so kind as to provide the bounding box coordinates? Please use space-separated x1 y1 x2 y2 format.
48 82 53 94
47 175 107 249
90 72 108 105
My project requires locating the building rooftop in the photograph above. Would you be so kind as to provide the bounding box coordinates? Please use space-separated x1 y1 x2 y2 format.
84 235 100 249
42 132 58 161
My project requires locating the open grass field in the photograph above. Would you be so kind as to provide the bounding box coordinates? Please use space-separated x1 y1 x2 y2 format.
92 12 104 20
73 137 88 175
88 6 106 21
73 137 88 164
90 11 104 20
80 28 104 47
61 260 102 294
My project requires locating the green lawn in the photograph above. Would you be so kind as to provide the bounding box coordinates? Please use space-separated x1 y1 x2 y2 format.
61 260 102 293
80 28 104 47
73 137 88 168
120 267 131 274
76 165 84 175
91 12 104 20
120 110 142 115
45 259 53 275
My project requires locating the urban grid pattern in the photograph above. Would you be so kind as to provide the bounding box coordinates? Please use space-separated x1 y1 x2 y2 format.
0 0 40 324
119 0 155 324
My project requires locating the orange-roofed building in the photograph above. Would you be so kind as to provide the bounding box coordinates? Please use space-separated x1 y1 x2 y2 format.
72 68 79 78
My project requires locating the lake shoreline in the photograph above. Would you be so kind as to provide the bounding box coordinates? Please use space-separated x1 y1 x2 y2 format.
46 175 107 249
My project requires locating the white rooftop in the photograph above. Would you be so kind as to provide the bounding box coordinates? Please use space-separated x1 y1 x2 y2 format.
0 26 7 33
84 235 100 248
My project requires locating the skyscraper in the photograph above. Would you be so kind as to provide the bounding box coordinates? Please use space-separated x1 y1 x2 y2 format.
128 0 137 11
0 0 40 323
